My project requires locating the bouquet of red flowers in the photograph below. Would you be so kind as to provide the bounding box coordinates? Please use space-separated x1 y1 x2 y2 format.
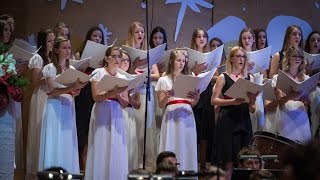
0 43 29 113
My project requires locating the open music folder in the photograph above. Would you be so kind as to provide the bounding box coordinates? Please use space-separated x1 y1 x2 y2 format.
121 43 167 68
303 51 320 70
7 45 37 63
12 39 37 53
69 57 92 70
54 68 90 86
172 68 217 99
276 69 320 98
224 77 271 102
246 46 272 74
185 45 224 72
96 72 147 92
116 68 146 94
81 40 112 69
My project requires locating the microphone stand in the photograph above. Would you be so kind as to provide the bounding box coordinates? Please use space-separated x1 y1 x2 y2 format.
142 0 151 169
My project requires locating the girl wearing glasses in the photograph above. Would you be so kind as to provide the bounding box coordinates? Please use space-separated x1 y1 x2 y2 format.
265 46 311 143
119 50 140 171
85 47 129 180
269 25 303 78
211 46 256 169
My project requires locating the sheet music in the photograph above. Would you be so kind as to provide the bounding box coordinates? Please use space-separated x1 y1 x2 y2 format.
246 46 272 74
54 68 90 86
81 40 111 68
97 72 147 92
121 43 166 68
303 51 320 70
172 68 216 99
69 57 92 70
186 45 224 71
276 70 320 98
7 45 35 63
224 77 265 102
12 39 37 53
117 68 147 94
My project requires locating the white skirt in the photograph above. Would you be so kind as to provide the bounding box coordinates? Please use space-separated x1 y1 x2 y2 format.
38 94 79 173
159 103 198 172
85 100 128 180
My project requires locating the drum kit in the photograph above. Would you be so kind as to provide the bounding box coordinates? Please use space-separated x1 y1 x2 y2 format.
232 131 303 179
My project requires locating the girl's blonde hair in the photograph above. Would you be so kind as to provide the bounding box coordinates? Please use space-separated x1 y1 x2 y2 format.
225 46 248 77
281 45 306 81
125 21 147 50
166 49 190 80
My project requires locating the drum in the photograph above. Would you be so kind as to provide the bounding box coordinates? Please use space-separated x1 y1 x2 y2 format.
249 131 300 169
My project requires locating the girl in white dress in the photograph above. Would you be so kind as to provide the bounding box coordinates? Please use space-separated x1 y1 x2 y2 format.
304 31 320 137
85 47 129 180
26 29 54 180
124 21 160 168
264 46 311 144
238 27 267 133
119 51 140 171
155 49 200 171
38 37 86 173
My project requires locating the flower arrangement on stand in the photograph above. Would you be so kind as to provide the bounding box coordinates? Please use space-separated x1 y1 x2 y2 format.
0 43 29 114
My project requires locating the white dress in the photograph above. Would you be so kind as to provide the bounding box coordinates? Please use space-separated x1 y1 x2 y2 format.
38 63 79 173
155 75 198 172
26 54 49 179
265 74 311 144
250 73 265 133
122 105 138 171
133 81 157 168
85 68 128 180
310 87 320 137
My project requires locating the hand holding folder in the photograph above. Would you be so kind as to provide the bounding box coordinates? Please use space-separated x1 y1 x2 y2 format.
54 68 90 86
172 68 216 99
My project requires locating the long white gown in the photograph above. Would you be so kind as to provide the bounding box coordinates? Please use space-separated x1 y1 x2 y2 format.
26 54 49 179
265 74 311 144
155 75 198 172
38 63 79 173
133 83 157 168
122 105 139 171
85 68 128 180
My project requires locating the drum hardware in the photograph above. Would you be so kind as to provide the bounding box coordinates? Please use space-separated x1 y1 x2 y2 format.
249 131 298 169
239 155 278 169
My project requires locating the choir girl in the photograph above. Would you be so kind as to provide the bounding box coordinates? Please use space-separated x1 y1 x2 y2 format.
211 46 256 169
38 37 86 173
264 45 311 144
304 31 320 138
269 25 303 78
124 21 159 168
26 28 54 180
190 28 213 170
119 50 140 171
155 49 199 172
85 46 129 180
73 26 104 169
